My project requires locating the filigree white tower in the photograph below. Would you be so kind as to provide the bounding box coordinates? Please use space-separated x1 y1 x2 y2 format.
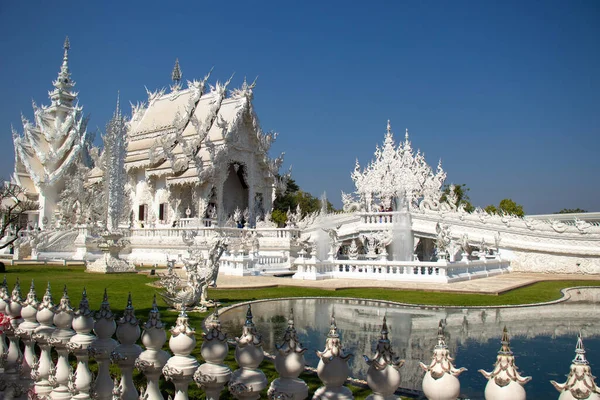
12 37 91 228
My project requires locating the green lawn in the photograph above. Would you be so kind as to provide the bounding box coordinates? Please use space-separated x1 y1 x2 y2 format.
2 264 599 399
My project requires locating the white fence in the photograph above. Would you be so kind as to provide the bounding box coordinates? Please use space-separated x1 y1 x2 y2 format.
293 258 511 283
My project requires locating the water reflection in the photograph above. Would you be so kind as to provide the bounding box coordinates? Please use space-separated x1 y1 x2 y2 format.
218 289 600 399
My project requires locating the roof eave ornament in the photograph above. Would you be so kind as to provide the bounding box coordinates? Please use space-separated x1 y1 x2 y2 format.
171 58 182 92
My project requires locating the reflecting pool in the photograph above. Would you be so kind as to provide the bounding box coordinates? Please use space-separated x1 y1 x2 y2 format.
218 288 600 399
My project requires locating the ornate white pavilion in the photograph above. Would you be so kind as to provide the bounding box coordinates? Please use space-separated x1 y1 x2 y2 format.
6 38 600 279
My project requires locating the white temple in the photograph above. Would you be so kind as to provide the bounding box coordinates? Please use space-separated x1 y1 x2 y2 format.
124 61 283 227
6 38 600 278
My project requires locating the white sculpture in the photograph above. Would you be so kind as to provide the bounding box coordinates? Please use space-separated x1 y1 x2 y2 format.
90 289 118 400
163 308 199 400
136 295 171 400
551 334 600 400
33 283 57 396
364 316 405 400
12 37 92 229
160 236 228 310
313 313 354 399
49 286 76 400
230 304 268 400
269 309 308 400
350 121 446 211
419 320 467 400
479 327 531 400
195 307 231 400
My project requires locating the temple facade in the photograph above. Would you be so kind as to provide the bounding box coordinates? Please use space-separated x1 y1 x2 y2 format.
124 62 283 228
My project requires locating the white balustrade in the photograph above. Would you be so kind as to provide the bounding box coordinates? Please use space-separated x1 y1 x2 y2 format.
0 279 594 400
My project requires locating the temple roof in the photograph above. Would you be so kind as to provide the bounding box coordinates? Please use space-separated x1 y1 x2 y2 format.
125 74 279 183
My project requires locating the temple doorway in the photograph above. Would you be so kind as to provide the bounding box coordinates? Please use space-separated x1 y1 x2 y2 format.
222 162 249 219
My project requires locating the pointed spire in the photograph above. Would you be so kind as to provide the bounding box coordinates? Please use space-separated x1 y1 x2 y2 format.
96 288 114 320
381 315 389 341
118 292 139 326
40 281 54 309
50 36 76 106
436 319 447 349
114 91 121 119
386 120 392 135
171 58 182 83
573 332 588 365
56 284 73 313
143 294 163 330
328 312 340 339
288 308 295 329
76 286 93 317
11 277 23 303
245 304 254 326
499 325 512 355
405 128 409 142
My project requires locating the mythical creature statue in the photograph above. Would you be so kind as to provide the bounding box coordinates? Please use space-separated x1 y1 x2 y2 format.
322 224 342 258
160 235 228 311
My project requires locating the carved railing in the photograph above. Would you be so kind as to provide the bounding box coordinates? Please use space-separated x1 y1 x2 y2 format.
0 280 595 399
293 258 511 283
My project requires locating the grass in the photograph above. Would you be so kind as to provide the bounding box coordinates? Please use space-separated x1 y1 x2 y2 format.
2 264 599 399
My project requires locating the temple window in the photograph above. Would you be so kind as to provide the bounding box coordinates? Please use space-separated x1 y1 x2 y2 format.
159 203 167 222
138 204 146 221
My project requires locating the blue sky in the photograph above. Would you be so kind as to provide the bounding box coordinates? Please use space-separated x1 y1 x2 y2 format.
1 1 598 213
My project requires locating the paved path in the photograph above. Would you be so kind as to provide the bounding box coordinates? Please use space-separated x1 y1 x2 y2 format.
203 272 600 295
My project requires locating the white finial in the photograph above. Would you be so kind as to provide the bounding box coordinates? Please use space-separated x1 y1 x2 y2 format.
405 128 409 142
171 58 182 83
387 120 392 135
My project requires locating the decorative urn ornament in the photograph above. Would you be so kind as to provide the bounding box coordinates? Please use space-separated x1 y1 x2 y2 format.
479 326 531 400
419 320 466 400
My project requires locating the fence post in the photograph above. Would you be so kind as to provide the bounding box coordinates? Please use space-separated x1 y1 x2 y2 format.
194 306 231 400
364 316 404 399
4 278 24 397
67 288 96 400
90 289 118 400
113 293 142 400
230 304 267 400
33 282 57 396
49 285 76 400
419 320 466 400
136 295 171 400
313 313 354 399
268 308 308 400
163 307 199 400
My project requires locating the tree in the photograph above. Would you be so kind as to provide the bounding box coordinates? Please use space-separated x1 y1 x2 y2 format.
484 198 525 217
484 204 498 214
556 208 587 214
440 184 475 212
271 178 335 226
0 182 38 250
